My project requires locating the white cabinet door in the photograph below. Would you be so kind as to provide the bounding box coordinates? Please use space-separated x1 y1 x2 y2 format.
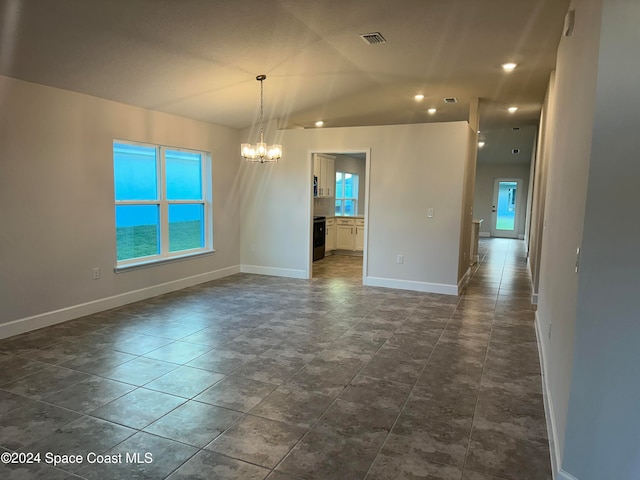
326 219 336 251
336 225 354 250
354 224 365 251
314 154 336 197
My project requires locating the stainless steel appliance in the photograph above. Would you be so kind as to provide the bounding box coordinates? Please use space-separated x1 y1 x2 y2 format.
313 216 326 261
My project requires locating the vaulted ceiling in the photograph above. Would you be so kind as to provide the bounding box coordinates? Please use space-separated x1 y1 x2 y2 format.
0 0 569 133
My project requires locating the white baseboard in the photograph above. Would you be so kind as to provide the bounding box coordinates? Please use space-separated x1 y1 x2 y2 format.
0 265 241 340
535 311 566 480
479 232 491 238
364 276 458 295
558 470 580 480
241 264 307 279
458 267 471 294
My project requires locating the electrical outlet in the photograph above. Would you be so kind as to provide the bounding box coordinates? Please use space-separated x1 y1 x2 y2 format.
92 267 101 280
396 254 404 264
427 208 434 218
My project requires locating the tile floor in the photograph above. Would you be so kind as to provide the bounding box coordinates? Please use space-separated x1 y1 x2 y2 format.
0 239 551 479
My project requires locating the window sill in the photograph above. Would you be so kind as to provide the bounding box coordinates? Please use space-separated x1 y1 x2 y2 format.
114 249 215 273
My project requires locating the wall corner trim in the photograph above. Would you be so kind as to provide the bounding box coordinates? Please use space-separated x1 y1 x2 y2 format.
458 267 471 294
0 265 241 340
364 276 458 295
536 311 572 480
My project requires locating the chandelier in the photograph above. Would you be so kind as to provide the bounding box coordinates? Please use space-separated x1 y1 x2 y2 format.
241 75 282 163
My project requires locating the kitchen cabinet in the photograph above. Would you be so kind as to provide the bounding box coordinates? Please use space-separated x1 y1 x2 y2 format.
326 217 336 251
314 154 335 198
334 217 364 251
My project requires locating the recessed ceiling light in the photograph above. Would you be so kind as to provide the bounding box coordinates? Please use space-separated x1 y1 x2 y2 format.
502 62 517 72
478 141 485 148
414 94 424 101
508 106 518 113
315 121 324 127
427 108 437 115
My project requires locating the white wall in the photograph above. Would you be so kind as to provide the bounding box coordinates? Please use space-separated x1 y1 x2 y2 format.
474 162 531 238
562 0 640 478
0 75 242 335
335 153 366 213
240 122 471 293
532 0 603 477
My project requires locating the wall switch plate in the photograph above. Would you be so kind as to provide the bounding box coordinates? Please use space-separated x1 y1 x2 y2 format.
92 267 101 280
427 208 434 218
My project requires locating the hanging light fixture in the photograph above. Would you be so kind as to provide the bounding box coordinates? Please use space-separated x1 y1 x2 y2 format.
241 75 282 163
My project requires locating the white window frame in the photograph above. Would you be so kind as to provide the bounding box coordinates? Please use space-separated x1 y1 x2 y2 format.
335 171 359 217
114 140 213 269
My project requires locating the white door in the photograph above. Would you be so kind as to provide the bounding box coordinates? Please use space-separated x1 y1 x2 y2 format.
490 178 520 238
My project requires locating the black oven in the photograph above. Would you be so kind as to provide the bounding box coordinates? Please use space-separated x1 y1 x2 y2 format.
313 216 326 261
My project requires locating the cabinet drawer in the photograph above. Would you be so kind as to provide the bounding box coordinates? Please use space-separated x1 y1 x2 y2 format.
326 218 335 226
335 218 354 226
355 218 365 227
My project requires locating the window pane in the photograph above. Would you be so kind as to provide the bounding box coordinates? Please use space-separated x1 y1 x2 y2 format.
114 143 158 200
115 205 159 260
344 200 356 216
166 150 203 200
335 199 342 216
169 204 204 252
335 172 343 198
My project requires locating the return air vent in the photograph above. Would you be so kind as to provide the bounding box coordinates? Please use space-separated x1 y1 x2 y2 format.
512 127 520 131
443 97 458 104
360 32 387 45
512 149 520 154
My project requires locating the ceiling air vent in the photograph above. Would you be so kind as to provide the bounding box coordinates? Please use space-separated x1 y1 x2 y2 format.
443 97 458 104
360 32 387 45
512 149 520 154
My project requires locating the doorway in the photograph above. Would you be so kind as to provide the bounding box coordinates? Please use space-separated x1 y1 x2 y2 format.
307 149 370 283
490 178 521 238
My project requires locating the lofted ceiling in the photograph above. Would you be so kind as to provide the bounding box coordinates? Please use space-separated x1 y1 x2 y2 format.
0 0 569 133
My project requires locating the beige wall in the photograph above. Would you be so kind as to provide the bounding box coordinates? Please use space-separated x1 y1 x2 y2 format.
240 122 471 293
532 0 602 476
0 75 242 335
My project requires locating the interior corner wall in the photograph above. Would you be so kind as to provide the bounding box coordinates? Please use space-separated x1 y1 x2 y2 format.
528 73 556 299
457 125 476 285
562 0 640 478
533 0 603 476
239 122 470 292
0 75 242 335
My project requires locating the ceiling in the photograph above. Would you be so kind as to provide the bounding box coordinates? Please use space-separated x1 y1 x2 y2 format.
0 0 569 133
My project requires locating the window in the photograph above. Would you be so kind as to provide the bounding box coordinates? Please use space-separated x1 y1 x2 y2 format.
114 141 212 267
335 171 359 216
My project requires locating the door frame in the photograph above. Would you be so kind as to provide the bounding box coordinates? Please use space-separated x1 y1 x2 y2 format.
490 177 522 239
306 148 371 284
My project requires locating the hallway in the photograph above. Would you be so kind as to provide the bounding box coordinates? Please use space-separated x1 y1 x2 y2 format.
0 239 550 480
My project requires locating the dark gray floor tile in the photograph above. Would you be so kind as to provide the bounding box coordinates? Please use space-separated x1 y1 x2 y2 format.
231 356 304 384
0 460 83 480
0 390 33 415
108 333 174 355
0 354 55 386
207 414 307 468
143 365 225 398
250 386 334 428
465 428 552 480
77 431 198 480
42 376 135 413
100 357 179 386
194 375 278 412
276 430 379 480
90 388 185 429
20 416 135 472
284 363 355 397
0 401 81 450
339 375 412 411
462 469 509 480
144 400 241 447
143 341 213 364
61 348 137 375
186 348 257 374
168 450 269 480
0 366 90 400
366 449 463 479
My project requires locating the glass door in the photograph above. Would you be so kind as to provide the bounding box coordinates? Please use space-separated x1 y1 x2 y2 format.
490 179 519 238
